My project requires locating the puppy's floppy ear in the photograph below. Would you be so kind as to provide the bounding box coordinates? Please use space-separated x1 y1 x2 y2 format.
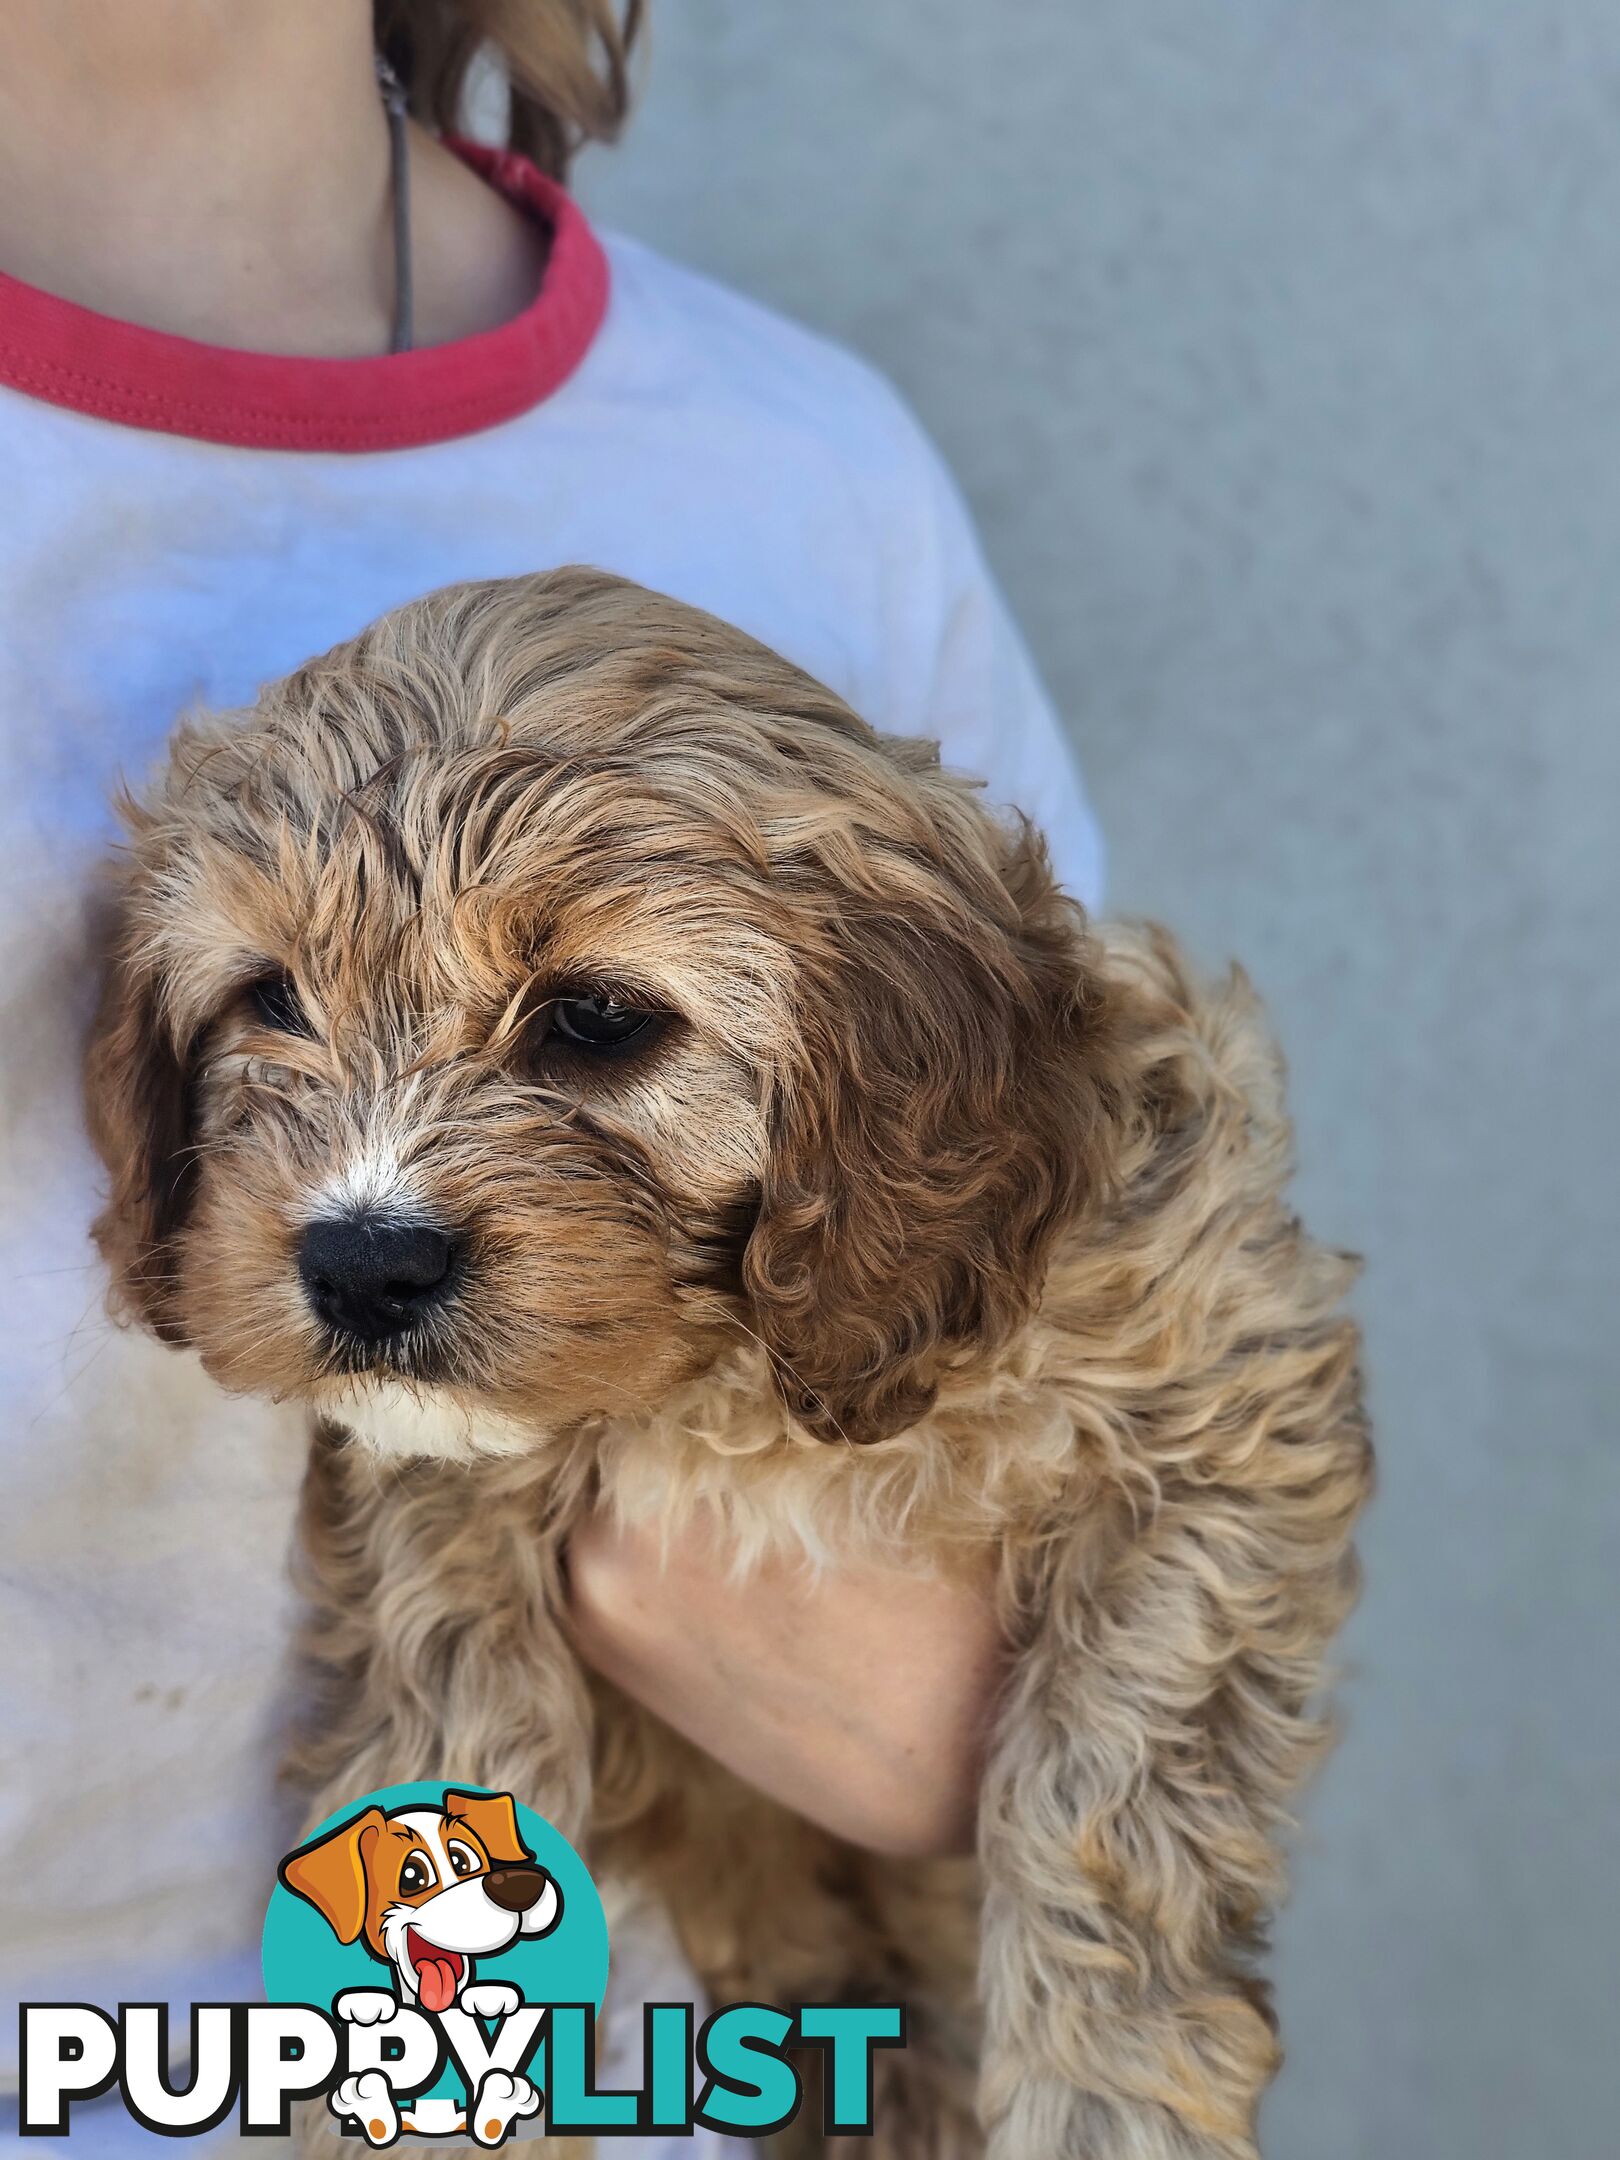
279 1807 387 1946
84 875 196 1343
745 815 1126 1446
443 1788 533 1866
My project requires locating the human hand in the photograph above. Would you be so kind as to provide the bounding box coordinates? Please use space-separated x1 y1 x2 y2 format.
567 1510 1006 1858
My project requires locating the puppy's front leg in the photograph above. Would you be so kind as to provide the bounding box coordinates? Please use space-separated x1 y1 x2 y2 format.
289 1430 594 2160
978 1446 1364 2159
288 1425 596 1835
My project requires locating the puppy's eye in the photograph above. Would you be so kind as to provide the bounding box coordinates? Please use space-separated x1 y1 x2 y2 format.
399 1853 435 1897
447 1841 480 1879
547 992 658 1053
246 970 310 1036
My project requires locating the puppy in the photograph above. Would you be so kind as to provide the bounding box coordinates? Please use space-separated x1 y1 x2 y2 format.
86 568 1370 2158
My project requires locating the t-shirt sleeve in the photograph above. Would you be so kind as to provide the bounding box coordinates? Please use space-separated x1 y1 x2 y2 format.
857 393 1106 914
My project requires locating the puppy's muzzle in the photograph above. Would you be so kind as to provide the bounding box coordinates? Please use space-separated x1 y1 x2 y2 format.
299 1213 457 1345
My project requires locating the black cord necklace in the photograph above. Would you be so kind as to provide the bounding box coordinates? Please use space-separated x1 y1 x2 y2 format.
375 56 414 355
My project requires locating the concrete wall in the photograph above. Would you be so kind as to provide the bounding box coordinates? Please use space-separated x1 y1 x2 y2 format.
580 6 1620 2155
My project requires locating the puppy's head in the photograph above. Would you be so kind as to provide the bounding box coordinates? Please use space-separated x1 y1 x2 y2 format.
87 569 1124 1452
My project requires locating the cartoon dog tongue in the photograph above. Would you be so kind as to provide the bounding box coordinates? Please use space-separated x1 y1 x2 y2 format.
415 1951 461 2013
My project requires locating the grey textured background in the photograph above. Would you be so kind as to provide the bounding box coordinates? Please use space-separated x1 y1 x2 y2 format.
579 6 1620 2156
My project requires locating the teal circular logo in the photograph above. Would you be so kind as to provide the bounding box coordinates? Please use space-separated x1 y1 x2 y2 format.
262 1782 607 2134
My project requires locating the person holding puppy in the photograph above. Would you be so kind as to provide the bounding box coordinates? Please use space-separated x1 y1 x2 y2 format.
0 4 1100 2149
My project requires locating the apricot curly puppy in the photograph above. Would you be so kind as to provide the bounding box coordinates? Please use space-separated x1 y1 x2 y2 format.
86 569 1370 2158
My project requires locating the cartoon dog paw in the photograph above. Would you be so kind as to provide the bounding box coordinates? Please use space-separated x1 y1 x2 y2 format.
460 1981 522 2020
470 2068 541 2147
331 2069 399 2147
334 1987 400 2026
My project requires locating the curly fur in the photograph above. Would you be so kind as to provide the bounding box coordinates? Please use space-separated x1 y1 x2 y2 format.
85 569 1370 2157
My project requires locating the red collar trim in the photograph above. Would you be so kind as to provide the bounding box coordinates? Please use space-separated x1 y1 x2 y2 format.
0 142 608 454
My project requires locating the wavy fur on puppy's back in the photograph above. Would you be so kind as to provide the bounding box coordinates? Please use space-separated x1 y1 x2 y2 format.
969 924 1370 2158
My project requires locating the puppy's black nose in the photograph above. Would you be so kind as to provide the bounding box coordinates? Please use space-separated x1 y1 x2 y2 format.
299 1216 456 1343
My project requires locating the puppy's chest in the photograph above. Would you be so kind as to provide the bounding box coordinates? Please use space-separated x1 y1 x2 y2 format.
589 1343 1087 1571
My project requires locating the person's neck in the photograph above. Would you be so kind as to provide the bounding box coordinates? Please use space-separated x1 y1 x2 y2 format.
0 0 547 357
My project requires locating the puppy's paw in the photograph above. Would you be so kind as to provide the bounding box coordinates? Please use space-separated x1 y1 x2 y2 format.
470 2067 541 2147
331 2068 399 2147
461 1981 522 2020
334 1987 400 2026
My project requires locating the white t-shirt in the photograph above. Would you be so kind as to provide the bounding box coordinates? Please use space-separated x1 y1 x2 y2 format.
0 146 1101 2148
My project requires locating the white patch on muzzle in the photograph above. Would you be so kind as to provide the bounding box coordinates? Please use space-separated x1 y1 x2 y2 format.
319 1379 533 1462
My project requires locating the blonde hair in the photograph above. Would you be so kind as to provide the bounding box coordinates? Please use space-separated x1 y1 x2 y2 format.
373 0 644 179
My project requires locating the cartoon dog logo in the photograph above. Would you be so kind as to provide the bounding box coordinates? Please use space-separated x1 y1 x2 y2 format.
279 1787 562 2143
